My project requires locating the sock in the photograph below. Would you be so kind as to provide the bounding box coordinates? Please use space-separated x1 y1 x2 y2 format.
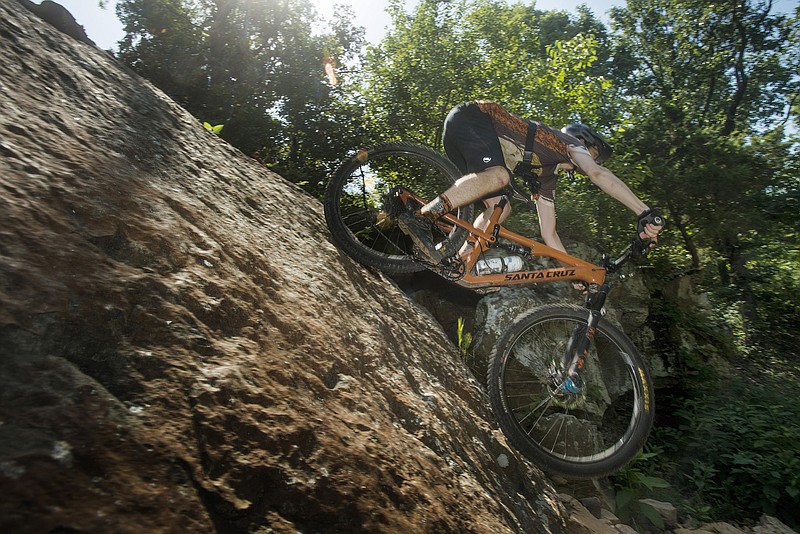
419 194 452 222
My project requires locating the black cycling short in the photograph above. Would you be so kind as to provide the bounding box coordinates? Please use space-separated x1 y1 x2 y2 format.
442 102 506 175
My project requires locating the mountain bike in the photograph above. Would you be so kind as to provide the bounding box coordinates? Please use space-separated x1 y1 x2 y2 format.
323 141 656 479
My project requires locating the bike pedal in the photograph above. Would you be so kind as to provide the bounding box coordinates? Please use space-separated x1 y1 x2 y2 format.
397 212 452 264
381 191 406 218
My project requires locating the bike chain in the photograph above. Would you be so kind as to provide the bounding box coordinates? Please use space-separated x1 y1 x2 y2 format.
409 250 466 281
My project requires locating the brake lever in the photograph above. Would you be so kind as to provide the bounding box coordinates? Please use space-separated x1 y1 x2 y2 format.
605 236 655 274
631 238 653 258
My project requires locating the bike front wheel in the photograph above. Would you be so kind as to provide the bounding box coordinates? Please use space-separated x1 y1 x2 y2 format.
323 142 473 274
487 304 655 479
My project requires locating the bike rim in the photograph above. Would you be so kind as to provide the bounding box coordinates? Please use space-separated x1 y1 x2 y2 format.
332 148 461 261
499 315 644 464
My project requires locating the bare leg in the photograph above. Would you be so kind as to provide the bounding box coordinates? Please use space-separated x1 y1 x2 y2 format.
419 166 510 219
412 165 512 257
459 194 512 253
473 195 512 229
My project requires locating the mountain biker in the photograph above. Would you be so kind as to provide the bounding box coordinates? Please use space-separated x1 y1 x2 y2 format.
398 101 664 262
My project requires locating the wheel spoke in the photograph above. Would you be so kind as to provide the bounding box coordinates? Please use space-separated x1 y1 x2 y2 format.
324 142 472 274
488 305 654 478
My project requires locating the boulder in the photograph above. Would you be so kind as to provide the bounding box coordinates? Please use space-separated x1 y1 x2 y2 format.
0 2 570 532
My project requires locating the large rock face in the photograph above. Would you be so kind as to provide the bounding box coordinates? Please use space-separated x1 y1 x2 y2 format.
0 3 570 532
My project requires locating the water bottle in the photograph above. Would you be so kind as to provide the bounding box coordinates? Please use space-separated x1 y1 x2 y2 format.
475 255 524 275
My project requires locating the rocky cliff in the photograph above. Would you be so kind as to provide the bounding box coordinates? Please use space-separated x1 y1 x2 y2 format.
0 2 572 532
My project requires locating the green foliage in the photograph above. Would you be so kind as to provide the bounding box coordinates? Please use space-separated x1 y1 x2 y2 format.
608 0 800 362
358 0 618 146
116 0 366 193
202 121 224 135
612 451 671 529
722 242 800 366
455 317 486 379
664 382 800 526
611 0 798 134
609 0 799 296
456 317 472 360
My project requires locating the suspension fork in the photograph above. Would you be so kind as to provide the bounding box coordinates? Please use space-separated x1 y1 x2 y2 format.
562 283 609 377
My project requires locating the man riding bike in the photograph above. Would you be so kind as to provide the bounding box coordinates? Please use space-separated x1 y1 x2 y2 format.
397 101 664 264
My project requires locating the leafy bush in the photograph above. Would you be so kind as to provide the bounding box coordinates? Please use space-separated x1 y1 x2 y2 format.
667 381 800 527
612 451 671 529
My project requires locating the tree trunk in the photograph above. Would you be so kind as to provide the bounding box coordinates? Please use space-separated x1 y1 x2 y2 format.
726 239 759 336
668 204 701 269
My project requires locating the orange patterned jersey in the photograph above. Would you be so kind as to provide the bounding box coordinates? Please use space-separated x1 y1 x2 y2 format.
470 101 587 203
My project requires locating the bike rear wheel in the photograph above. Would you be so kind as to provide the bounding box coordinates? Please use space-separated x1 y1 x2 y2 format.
487 304 654 479
324 142 473 274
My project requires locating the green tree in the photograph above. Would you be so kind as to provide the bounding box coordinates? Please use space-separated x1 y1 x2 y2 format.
357 0 483 146
609 0 799 335
358 0 617 147
116 0 365 190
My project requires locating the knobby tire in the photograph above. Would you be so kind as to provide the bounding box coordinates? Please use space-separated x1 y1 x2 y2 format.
324 142 473 274
487 304 655 479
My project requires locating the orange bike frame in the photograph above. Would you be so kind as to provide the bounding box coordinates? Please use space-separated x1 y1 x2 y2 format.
399 190 608 287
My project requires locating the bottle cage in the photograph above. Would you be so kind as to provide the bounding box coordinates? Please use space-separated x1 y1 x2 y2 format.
509 122 541 206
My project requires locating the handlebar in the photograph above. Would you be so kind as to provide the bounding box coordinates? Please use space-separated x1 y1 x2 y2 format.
604 237 654 273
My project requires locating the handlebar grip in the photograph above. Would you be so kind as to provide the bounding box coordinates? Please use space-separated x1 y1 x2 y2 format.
637 210 666 235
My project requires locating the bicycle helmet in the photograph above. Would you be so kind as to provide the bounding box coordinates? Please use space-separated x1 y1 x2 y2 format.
562 122 613 164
